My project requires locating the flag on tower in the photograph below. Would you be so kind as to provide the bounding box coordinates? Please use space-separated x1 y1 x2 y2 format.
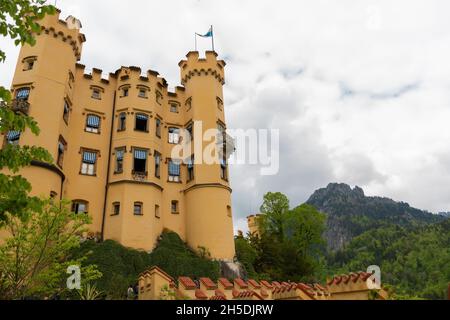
196 26 213 38
194 26 215 51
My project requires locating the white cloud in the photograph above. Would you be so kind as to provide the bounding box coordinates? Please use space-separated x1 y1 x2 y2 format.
1 0 450 228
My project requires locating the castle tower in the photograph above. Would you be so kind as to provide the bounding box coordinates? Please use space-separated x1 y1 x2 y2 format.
2 9 235 261
179 51 235 260
6 9 85 199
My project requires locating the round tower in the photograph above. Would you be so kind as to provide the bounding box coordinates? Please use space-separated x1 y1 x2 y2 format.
7 9 85 199
179 51 235 261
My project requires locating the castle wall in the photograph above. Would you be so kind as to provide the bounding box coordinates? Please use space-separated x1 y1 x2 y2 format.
1 10 235 259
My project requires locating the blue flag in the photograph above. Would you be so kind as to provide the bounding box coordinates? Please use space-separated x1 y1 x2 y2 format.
197 26 213 38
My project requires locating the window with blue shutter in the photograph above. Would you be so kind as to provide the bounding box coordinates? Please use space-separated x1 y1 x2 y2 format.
81 150 97 176
86 114 101 133
168 159 181 182
83 151 97 164
133 149 147 174
6 131 20 144
16 88 30 101
135 113 148 132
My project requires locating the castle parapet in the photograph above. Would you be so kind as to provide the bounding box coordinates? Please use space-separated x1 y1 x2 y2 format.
179 51 226 85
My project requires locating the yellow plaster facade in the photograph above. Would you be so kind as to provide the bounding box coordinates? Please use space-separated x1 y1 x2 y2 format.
1 10 235 260
138 266 389 300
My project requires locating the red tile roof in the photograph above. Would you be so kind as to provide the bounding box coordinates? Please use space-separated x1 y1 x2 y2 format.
218 278 233 289
272 281 281 288
360 272 372 281
260 280 273 289
200 277 217 290
235 290 265 300
234 278 248 288
260 288 269 297
232 289 240 298
215 289 226 298
209 295 226 300
296 283 316 300
195 289 208 300
179 276 197 290
138 266 174 282
247 279 261 289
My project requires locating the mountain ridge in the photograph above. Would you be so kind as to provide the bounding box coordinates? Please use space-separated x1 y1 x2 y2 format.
306 183 445 251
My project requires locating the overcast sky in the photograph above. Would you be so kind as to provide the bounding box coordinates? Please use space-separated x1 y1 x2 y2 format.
1 0 450 233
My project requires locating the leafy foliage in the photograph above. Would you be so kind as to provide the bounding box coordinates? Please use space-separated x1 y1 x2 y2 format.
327 219 450 300
0 0 55 223
236 192 327 282
70 231 221 299
0 0 56 63
0 199 102 299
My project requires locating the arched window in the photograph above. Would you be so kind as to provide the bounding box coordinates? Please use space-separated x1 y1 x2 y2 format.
72 200 88 214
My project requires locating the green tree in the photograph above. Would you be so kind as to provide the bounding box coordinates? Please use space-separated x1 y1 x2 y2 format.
0 199 102 299
0 0 55 222
235 234 259 279
259 192 290 240
240 192 327 282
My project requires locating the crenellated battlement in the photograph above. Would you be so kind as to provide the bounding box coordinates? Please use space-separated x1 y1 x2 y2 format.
138 266 389 300
36 9 85 60
179 51 226 85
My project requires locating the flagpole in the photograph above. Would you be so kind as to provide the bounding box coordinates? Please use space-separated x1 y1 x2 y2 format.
211 25 215 52
195 33 197 51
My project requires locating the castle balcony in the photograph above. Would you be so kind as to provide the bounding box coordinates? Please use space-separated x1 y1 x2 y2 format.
9 99 30 115
132 170 148 182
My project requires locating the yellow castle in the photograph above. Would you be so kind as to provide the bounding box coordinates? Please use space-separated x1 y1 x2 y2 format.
1 9 235 260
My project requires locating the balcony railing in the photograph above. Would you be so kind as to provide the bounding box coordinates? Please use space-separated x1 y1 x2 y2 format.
10 99 30 114
132 171 148 182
